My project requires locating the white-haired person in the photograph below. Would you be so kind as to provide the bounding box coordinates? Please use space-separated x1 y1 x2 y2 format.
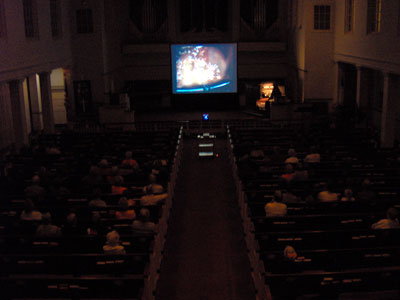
372 207 400 230
132 208 156 232
103 230 126 255
265 190 287 217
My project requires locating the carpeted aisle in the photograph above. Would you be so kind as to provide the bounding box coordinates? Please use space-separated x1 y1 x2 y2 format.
156 137 256 300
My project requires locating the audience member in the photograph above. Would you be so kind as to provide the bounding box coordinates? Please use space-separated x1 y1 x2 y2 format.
132 208 156 232
317 182 339 202
87 212 106 236
98 159 112 176
292 163 309 181
35 212 62 238
282 188 299 203
340 188 355 202
121 151 139 170
20 199 42 221
88 189 107 208
265 191 287 216
81 166 103 190
143 173 164 195
24 175 45 199
62 212 82 236
115 197 136 220
281 164 295 182
371 208 400 229
303 146 321 164
112 176 128 195
140 189 168 206
285 148 299 165
103 231 126 255
357 179 376 202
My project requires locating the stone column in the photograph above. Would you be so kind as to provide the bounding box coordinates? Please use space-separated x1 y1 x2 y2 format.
9 80 29 149
39 72 55 133
28 74 43 132
63 68 76 126
380 72 395 148
333 62 343 107
0 83 15 149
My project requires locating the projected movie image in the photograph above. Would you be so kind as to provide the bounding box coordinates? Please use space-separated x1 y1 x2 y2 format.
171 44 237 94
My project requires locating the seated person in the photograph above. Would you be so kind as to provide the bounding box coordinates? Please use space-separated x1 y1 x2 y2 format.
317 182 339 202
87 212 106 236
88 188 107 208
292 163 309 181
303 146 321 163
62 212 82 236
340 188 355 202
81 166 103 190
357 179 376 202
36 212 62 238
121 151 139 169
143 173 164 195
20 199 42 221
265 190 287 217
24 175 45 199
282 188 299 203
115 197 136 220
281 164 295 182
140 189 168 206
132 208 156 232
106 166 120 185
285 148 299 165
103 230 126 255
371 207 400 229
111 176 128 195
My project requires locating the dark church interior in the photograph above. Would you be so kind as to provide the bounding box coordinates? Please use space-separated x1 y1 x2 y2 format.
1 0 400 299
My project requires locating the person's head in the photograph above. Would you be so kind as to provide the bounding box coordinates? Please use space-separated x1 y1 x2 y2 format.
344 188 353 198
66 212 77 226
273 190 283 202
125 151 132 159
89 165 100 176
106 230 120 246
149 173 157 184
118 197 129 210
284 164 294 174
24 199 35 213
140 208 150 219
42 212 52 225
32 175 41 185
114 176 124 186
110 166 119 176
387 207 399 221
288 148 296 157
284 245 297 260
99 159 108 168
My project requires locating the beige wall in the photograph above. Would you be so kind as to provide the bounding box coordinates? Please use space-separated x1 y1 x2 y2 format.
0 0 72 82
334 1 400 74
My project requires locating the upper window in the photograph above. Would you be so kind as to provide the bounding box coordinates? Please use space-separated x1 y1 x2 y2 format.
76 9 93 34
314 5 331 30
367 0 381 34
50 0 62 38
23 0 39 38
344 0 354 33
0 0 6 38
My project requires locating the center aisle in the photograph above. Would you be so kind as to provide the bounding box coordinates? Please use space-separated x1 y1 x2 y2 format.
156 136 256 300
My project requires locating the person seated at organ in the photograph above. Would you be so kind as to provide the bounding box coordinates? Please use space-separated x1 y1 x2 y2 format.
317 182 339 202
88 188 107 208
265 190 287 217
112 176 128 195
35 212 62 238
115 197 136 220
132 208 156 232
103 230 126 255
371 207 400 229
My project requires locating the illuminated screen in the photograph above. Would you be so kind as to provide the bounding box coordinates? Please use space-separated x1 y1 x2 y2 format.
171 43 237 94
